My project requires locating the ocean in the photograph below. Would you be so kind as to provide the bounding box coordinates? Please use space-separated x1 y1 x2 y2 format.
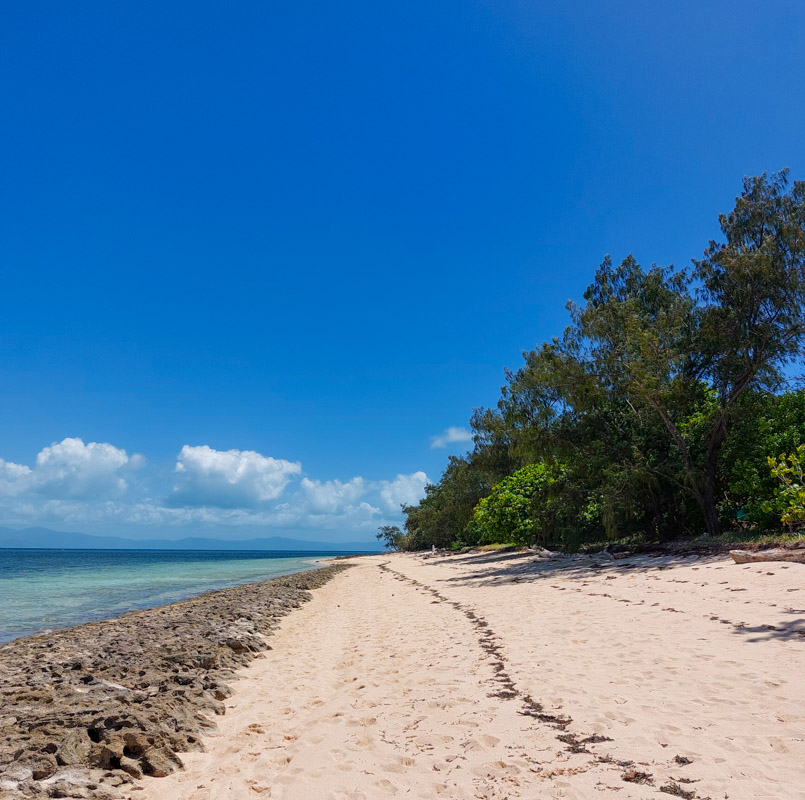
0 548 360 644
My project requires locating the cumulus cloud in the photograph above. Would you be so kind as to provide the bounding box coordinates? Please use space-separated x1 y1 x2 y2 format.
430 426 473 449
33 438 133 499
301 476 366 513
296 499 381 530
0 438 135 500
0 438 428 537
378 471 429 511
169 445 302 508
0 458 32 496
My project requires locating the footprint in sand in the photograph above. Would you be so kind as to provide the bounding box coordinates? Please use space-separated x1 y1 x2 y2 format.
245 723 266 735
473 760 521 778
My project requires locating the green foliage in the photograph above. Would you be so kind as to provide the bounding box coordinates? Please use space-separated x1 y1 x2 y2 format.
695 171 805 399
468 464 601 551
566 171 805 536
470 464 556 546
401 455 493 550
768 444 805 528
720 390 805 527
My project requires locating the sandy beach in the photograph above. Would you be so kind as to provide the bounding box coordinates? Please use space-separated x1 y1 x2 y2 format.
122 549 805 800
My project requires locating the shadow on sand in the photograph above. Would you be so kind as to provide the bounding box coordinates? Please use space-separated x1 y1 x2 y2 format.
420 551 805 644
423 550 726 588
732 615 805 643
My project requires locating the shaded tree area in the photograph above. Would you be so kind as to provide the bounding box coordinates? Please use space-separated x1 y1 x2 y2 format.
388 172 805 551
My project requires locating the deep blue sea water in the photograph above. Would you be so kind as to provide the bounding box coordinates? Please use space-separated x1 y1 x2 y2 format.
0 549 358 644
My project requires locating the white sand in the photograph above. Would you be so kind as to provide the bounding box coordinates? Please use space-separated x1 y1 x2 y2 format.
126 550 805 799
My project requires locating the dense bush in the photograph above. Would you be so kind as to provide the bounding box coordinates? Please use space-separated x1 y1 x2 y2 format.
768 444 805 528
467 464 602 551
469 464 557 546
720 390 805 528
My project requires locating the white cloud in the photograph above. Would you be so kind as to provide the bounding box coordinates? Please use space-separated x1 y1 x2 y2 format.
430 426 473 449
0 438 135 500
0 458 32 496
378 471 429 511
0 438 428 539
32 438 133 499
301 476 366 513
170 445 302 508
300 500 381 530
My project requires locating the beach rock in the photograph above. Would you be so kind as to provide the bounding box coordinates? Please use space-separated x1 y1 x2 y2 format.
88 741 124 771
56 731 91 767
120 731 150 757
0 563 350 798
4 763 34 781
140 747 182 777
117 757 142 779
20 754 58 781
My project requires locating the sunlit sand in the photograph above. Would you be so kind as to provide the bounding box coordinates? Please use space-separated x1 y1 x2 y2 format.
128 550 805 800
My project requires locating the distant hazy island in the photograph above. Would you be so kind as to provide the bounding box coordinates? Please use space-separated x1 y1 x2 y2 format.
0 525 381 552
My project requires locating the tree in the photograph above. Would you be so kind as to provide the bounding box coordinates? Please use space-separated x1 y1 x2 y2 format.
469 464 557 546
569 256 709 530
400 455 492 549
691 170 805 532
376 525 405 550
720 389 805 527
402 171 805 547
469 462 602 550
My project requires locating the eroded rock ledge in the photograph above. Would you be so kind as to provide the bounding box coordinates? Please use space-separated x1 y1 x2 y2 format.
0 563 350 799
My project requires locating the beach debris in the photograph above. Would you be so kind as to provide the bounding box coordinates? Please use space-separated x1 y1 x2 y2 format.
533 547 561 559
659 781 696 798
556 733 589 753
621 768 653 784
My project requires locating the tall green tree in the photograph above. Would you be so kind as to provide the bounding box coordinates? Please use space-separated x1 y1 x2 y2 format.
401 455 492 549
692 171 805 532
376 524 405 550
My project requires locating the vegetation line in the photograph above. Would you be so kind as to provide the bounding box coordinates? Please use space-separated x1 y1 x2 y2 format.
382 171 805 553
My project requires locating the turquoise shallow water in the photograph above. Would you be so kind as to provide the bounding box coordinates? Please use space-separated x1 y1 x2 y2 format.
0 549 356 643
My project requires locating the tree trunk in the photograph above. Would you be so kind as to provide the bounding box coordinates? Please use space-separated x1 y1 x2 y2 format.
700 482 721 537
699 413 728 537
651 401 727 536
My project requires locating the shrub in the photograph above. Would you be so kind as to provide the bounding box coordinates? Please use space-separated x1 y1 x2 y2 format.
767 444 805 528
468 463 600 549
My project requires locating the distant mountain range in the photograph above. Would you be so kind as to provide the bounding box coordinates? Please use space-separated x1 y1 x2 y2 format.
0 526 381 552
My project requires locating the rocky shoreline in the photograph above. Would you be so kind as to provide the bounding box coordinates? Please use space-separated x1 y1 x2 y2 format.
0 563 350 799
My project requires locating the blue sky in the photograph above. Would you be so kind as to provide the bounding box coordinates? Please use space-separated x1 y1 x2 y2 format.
1 1 803 542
